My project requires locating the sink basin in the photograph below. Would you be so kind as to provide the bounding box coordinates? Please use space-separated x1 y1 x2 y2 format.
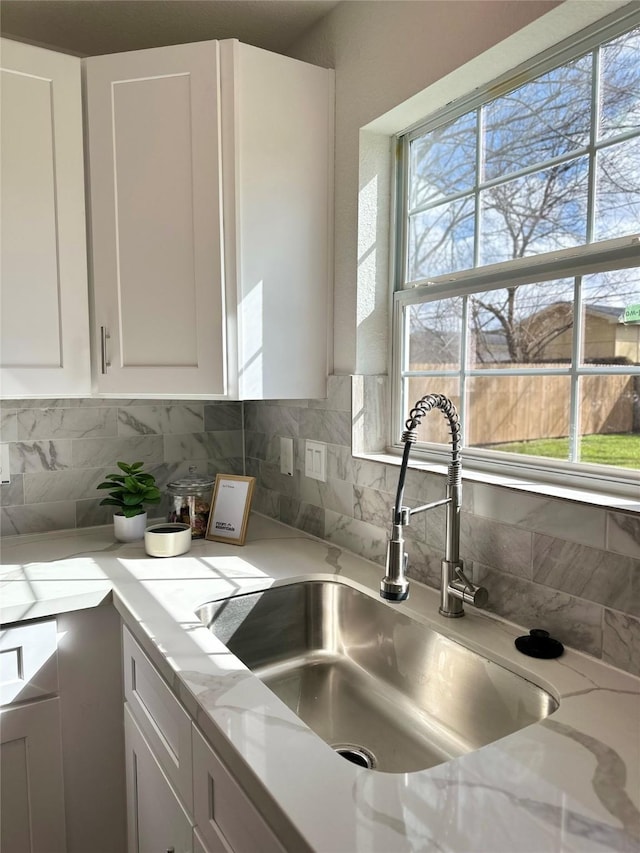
196 580 558 773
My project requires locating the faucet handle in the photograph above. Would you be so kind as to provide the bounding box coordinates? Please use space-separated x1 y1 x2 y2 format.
450 567 489 608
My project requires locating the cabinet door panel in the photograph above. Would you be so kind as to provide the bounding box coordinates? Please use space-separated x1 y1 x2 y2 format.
0 39 90 397
0 698 67 853
123 627 193 810
125 704 193 853
85 41 225 397
192 725 284 853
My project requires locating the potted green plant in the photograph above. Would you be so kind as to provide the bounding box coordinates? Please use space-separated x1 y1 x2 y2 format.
97 461 162 542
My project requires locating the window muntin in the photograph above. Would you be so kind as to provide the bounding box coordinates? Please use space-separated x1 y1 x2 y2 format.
395 20 640 488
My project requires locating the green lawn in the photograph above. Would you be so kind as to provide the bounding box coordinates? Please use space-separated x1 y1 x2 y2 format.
489 433 640 469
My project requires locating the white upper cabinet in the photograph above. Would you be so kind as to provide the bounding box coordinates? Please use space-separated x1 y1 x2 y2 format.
84 42 226 397
220 41 333 400
85 40 334 399
0 39 91 398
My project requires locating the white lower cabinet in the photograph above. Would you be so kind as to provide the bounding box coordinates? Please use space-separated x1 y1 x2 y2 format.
0 698 67 853
192 726 284 853
0 608 127 853
0 618 66 853
193 830 214 853
125 704 194 853
123 627 285 853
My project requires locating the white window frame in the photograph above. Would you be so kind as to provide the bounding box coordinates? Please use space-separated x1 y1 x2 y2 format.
390 8 640 501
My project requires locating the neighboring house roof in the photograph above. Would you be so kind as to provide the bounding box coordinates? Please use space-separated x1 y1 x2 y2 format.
524 301 624 323
584 304 624 322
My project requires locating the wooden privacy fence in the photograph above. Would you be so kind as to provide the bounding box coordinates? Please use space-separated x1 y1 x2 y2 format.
408 368 638 446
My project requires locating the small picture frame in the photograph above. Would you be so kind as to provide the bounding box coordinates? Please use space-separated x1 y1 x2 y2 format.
205 474 255 545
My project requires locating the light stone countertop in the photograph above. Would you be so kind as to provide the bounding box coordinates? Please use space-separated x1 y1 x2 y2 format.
1 514 639 853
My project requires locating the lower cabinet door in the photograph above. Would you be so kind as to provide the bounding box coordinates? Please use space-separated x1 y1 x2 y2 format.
124 704 193 853
0 697 67 853
192 726 284 853
193 828 221 853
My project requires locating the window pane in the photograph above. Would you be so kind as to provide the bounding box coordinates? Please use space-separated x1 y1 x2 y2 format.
408 299 462 369
484 55 592 180
581 269 640 366
595 137 640 240
467 375 572 457
407 197 474 281
599 26 640 140
580 376 640 468
480 158 589 265
404 378 461 445
409 113 476 208
468 280 575 367
579 375 640 469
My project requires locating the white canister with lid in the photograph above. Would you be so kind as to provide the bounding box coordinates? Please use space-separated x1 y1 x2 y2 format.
166 468 215 538
144 523 192 557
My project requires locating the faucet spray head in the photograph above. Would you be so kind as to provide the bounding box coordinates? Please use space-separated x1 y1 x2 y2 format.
380 508 410 601
380 575 410 601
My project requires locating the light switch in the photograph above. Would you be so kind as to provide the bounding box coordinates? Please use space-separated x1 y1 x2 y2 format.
0 445 10 485
280 437 294 476
305 440 326 482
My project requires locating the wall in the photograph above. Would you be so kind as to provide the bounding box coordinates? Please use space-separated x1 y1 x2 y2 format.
0 399 243 535
245 375 640 677
245 0 640 678
286 0 564 373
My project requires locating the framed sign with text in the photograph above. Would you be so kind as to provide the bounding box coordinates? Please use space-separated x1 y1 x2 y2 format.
205 474 255 545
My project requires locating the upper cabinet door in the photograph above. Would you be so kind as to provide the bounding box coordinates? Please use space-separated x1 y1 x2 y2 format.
0 39 91 398
85 42 226 397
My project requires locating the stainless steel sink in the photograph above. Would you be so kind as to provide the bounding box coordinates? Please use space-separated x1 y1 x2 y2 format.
196 580 558 773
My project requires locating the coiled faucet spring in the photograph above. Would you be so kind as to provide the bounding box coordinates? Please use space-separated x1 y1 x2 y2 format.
381 394 488 617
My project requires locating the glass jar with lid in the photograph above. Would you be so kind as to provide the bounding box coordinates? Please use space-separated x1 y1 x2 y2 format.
166 468 215 538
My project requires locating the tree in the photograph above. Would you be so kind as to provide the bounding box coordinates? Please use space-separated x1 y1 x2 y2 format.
407 26 640 367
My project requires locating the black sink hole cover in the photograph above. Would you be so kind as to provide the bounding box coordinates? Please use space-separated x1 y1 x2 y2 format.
515 628 564 659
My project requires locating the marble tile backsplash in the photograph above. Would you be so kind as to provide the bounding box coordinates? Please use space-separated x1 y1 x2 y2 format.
244 375 640 677
0 399 243 536
1 380 639 677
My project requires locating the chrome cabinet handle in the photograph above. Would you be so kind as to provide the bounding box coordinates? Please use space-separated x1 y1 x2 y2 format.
100 326 111 373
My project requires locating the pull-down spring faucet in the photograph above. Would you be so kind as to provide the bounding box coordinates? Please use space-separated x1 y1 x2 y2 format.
380 393 488 617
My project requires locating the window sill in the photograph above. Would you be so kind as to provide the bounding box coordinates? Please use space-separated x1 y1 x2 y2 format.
356 450 640 514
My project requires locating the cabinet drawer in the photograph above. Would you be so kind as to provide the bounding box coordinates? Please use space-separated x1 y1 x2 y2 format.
123 627 193 811
0 619 58 707
192 726 284 853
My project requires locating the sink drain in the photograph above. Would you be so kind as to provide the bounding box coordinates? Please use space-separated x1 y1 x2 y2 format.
332 743 377 769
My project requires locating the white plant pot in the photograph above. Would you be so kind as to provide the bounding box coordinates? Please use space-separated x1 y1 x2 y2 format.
113 511 147 542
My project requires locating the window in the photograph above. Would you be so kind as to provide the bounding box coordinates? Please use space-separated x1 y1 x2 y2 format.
393 14 640 493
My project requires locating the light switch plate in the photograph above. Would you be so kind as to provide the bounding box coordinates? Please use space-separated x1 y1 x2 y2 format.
1 444 10 484
305 440 326 482
280 437 294 476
